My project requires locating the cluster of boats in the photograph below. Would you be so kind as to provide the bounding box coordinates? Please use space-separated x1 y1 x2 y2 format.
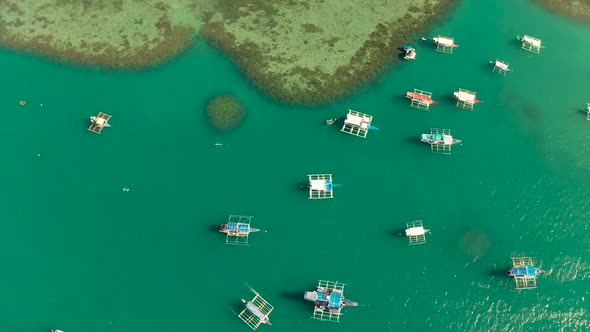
403 36 460 60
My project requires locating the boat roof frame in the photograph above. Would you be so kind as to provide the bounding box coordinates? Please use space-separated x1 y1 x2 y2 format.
406 220 428 245
511 257 539 290
308 174 334 199
434 35 456 53
88 112 112 134
520 35 542 53
238 288 274 330
492 59 510 75
310 280 347 322
225 215 254 245
340 109 373 138
408 88 434 111
429 128 454 155
455 88 477 111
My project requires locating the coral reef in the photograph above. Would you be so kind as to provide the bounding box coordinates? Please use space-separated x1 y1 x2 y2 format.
203 0 456 104
0 0 206 68
207 95 245 130
534 0 590 22
0 0 456 103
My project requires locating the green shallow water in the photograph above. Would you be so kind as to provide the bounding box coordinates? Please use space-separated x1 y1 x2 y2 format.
0 0 589 331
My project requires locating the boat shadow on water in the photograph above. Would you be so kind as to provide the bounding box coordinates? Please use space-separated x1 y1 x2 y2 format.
479 62 495 74
391 93 409 106
391 228 407 237
404 136 422 146
443 93 457 104
228 299 245 315
296 182 309 191
487 267 509 277
396 47 408 60
511 37 524 50
280 291 306 303
209 224 221 233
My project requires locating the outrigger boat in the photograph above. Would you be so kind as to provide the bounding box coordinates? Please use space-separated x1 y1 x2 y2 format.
220 215 260 245
433 36 459 48
241 298 272 326
508 257 544 289
238 287 274 330
403 45 416 60
304 280 358 322
405 91 438 105
420 132 461 146
325 117 342 125
89 116 112 128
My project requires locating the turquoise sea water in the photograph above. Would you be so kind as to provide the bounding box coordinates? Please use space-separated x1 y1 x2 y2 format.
1 0 589 331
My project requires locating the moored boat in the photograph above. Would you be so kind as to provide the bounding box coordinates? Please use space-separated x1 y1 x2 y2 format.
433 36 459 48
405 91 438 105
403 45 416 60
303 280 359 322
420 132 461 145
90 116 112 127
325 117 341 125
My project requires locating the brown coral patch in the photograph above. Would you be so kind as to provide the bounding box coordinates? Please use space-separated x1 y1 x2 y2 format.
534 0 590 23
0 25 194 70
204 0 457 105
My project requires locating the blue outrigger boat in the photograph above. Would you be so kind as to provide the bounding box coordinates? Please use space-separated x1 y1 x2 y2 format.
303 280 358 322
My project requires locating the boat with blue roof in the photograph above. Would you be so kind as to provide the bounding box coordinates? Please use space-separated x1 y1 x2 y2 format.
303 280 358 322
508 257 544 289
220 215 260 245
403 45 416 60
421 128 461 155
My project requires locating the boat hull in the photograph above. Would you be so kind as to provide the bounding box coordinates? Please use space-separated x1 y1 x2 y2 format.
420 134 461 145
405 92 438 104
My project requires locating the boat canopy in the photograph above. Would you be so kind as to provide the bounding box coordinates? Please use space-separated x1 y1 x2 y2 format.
406 226 426 236
495 61 509 70
435 37 454 46
512 266 537 277
432 133 453 145
310 179 327 190
522 35 541 47
454 90 476 102
345 113 370 129
329 292 343 308
443 135 453 145
226 222 250 233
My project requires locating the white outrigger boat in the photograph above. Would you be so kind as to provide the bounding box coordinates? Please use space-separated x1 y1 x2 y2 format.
89 116 112 128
